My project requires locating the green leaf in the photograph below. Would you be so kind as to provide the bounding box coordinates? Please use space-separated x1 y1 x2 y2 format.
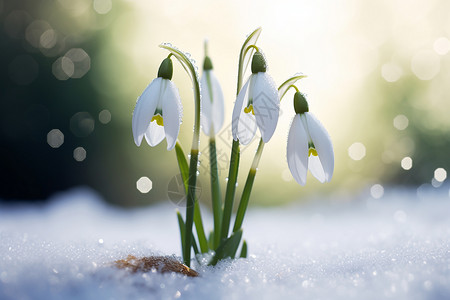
175 142 189 193
208 230 214 250
239 240 248 258
210 229 243 266
194 200 209 253
177 211 199 255
176 210 185 255
220 140 240 243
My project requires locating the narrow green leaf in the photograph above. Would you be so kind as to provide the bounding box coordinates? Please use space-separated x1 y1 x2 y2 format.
210 229 243 266
194 200 209 253
176 210 185 255
177 211 199 255
208 230 214 250
239 240 248 258
175 142 189 192
232 167 257 233
220 139 240 243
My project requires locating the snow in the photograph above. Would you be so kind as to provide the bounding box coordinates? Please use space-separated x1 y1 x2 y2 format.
1 187 450 300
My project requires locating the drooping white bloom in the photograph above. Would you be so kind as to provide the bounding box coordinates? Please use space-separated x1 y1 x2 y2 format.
132 58 182 151
200 69 224 136
287 93 334 185
232 52 279 145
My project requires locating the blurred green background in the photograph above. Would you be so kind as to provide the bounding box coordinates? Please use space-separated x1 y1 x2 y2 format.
1 0 449 207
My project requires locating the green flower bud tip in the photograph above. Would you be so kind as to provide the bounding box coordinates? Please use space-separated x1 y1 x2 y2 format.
203 56 213 71
157 57 173 80
251 52 267 73
294 92 309 114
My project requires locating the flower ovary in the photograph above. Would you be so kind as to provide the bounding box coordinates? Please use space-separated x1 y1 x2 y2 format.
157 58 173 80
294 92 309 114
251 52 267 73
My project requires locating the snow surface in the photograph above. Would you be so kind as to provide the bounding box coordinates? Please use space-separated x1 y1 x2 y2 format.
1 187 450 300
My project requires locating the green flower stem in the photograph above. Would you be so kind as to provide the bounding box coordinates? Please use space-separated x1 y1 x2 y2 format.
236 28 262 97
175 142 208 254
231 75 308 235
161 45 201 267
219 28 262 244
220 139 240 243
209 137 222 249
232 138 264 233
177 210 199 255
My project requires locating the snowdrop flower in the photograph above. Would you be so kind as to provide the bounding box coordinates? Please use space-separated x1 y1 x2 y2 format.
200 56 224 136
232 52 279 145
287 92 334 185
132 57 182 151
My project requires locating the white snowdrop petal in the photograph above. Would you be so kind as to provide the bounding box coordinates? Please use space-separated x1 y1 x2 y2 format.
305 113 334 182
162 80 182 150
308 155 326 183
210 71 225 135
237 109 257 145
145 120 165 146
200 73 213 136
201 70 225 136
287 115 308 185
132 78 161 146
253 73 279 143
232 78 251 141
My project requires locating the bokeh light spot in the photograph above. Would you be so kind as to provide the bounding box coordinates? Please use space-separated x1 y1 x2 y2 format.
370 184 384 199
401 157 413 170
381 63 402 82
348 142 366 161
434 168 447 182
8 55 39 85
40 29 57 49
137 177 152 193
433 37 450 55
411 50 440 80
73 147 87 162
64 48 90 78
70 112 95 137
61 56 75 77
57 0 91 16
47 129 64 148
93 0 112 14
98 109 112 124
25 20 52 48
393 114 409 130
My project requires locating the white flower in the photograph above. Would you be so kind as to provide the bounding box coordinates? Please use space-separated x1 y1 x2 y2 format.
132 77 182 151
200 69 224 136
232 52 279 145
287 93 334 185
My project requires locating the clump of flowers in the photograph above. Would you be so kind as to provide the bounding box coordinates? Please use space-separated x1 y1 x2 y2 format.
132 28 334 268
